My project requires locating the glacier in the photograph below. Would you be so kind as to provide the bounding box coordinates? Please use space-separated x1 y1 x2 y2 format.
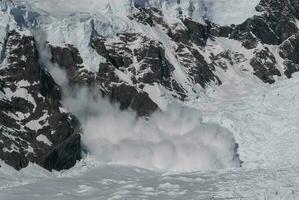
17 0 261 25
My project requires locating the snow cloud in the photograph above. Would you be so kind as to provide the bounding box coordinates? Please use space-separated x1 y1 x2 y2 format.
59 86 241 171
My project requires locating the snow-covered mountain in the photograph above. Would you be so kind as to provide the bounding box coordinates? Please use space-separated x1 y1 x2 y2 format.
1 0 299 199
0 0 299 192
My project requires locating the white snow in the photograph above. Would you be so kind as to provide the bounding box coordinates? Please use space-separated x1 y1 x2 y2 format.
199 72 299 169
200 0 261 25
36 134 52 146
1 156 299 200
16 80 31 88
0 1 17 62
147 0 261 25
143 83 168 110
62 87 240 171
2 144 19 153
3 87 37 111
25 111 49 131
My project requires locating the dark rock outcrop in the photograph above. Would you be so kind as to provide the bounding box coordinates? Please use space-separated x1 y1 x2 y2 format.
50 35 160 116
279 33 299 78
250 47 281 83
231 16 279 48
0 31 81 171
169 18 209 47
228 0 298 48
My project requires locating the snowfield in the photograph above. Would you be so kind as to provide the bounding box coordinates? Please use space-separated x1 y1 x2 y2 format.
2 160 299 200
200 73 299 169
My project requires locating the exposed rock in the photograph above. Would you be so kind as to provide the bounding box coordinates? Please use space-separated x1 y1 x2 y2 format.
50 33 162 116
169 18 208 47
231 16 279 48
129 7 170 30
50 44 83 69
209 0 299 50
258 0 298 42
210 50 246 71
279 33 299 78
175 43 221 88
250 47 281 83
232 0 298 47
109 83 158 116
0 31 81 171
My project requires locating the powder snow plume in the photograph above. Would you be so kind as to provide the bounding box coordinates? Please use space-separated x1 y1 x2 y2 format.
61 86 241 171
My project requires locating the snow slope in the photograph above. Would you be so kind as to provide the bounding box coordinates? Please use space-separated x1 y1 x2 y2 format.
201 0 261 25
200 72 299 169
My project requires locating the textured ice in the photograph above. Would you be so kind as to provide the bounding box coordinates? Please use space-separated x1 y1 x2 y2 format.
16 0 261 25
198 0 261 25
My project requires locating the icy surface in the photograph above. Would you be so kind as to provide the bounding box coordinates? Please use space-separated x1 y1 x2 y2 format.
199 0 260 25
199 73 299 169
16 0 260 26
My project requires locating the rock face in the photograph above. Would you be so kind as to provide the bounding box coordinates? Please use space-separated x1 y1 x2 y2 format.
50 33 161 116
279 33 299 78
228 0 298 47
0 31 81 170
250 47 281 84
1 0 299 170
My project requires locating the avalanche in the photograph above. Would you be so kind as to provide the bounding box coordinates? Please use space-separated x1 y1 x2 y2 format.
1 71 299 200
1 0 299 199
